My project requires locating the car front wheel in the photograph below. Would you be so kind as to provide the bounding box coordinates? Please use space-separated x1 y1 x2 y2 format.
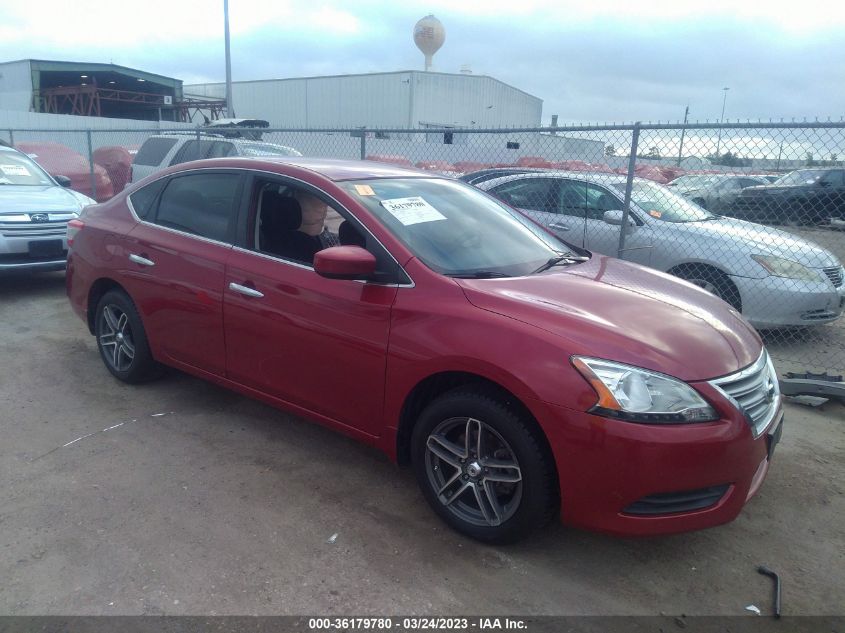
411 388 558 544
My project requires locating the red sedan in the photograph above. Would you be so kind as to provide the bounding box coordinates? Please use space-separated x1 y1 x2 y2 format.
66 157 783 543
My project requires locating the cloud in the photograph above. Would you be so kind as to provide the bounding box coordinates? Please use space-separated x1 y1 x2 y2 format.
1 0 844 125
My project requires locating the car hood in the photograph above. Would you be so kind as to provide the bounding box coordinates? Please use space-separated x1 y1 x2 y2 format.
662 216 839 268
0 185 92 214
458 255 762 382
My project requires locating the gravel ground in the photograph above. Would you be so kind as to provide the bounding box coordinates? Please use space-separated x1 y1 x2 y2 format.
1 272 843 616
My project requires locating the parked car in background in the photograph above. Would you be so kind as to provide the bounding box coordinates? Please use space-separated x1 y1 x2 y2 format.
93 145 137 195
458 167 535 185
68 157 782 543
16 141 113 202
668 174 769 212
478 171 844 329
729 168 845 225
129 134 302 183
0 145 95 272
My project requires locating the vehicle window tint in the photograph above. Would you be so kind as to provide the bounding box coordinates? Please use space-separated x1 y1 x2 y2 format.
208 142 236 158
560 181 622 220
739 178 763 188
128 178 167 219
491 178 560 213
169 140 216 166
153 173 241 242
133 138 178 166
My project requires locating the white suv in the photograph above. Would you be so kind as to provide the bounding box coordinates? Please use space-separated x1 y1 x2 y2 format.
130 134 302 184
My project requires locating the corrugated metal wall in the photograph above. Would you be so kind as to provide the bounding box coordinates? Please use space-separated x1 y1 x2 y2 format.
0 61 34 112
185 72 541 129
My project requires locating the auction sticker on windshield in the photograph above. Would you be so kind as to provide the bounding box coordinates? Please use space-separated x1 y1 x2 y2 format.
1 165 30 176
381 196 446 226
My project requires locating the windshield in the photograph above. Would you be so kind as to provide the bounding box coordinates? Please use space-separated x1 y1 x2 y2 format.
612 181 715 222
342 178 576 277
773 169 827 186
239 143 302 157
0 151 54 186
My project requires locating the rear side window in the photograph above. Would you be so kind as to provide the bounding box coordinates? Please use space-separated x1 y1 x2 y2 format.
170 140 216 166
153 173 242 243
133 138 178 166
128 179 167 219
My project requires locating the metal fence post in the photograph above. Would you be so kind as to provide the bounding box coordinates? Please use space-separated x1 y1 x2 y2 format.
196 127 202 160
8 129 14 146
360 129 367 160
86 130 97 201
617 122 641 260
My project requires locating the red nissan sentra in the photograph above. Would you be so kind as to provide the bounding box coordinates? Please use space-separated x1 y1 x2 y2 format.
66 158 783 543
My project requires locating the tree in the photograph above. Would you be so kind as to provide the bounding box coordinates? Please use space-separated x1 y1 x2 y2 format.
806 152 815 166
605 144 616 157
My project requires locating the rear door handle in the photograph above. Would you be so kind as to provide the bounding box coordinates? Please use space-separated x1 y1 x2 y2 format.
128 253 155 267
229 282 264 299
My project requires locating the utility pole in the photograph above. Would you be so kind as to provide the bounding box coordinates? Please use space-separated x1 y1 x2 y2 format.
713 87 729 161
224 0 234 118
677 105 689 167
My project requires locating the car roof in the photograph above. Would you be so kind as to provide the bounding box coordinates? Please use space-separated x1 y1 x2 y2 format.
476 170 630 188
168 156 434 182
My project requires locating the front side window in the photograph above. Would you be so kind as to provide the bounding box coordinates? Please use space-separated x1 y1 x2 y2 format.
153 172 241 242
0 151 54 186
342 178 574 277
559 181 623 220
170 140 216 165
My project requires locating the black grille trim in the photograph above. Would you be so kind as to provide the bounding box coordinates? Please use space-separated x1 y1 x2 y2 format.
622 484 730 516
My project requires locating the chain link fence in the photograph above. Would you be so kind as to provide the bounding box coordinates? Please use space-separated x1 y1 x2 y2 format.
4 121 844 383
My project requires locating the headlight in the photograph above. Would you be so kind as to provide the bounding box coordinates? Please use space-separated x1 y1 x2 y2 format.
751 255 822 282
572 357 718 423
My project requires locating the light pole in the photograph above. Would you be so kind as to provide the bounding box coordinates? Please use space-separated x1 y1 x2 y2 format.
224 0 234 118
714 87 729 161
677 105 689 167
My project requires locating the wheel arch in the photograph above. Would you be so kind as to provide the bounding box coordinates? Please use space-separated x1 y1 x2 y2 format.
86 278 130 334
395 371 557 481
667 261 743 311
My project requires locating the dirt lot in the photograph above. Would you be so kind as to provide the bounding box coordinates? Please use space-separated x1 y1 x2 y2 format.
1 273 843 616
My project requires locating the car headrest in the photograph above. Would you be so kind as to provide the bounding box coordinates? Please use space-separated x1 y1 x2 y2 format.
262 190 302 231
338 220 366 247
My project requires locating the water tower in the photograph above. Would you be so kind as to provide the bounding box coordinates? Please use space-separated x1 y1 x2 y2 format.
413 15 445 72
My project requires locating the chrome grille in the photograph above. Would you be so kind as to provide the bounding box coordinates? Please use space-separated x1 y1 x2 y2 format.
710 350 780 438
823 266 844 288
0 213 75 239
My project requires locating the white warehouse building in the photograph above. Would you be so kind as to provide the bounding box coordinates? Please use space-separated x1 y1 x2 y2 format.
185 70 542 130
185 71 605 164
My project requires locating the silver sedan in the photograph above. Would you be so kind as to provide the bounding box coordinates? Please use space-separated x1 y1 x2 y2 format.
477 172 845 329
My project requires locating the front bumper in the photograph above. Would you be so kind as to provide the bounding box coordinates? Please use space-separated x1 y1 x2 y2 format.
731 273 843 328
531 389 783 536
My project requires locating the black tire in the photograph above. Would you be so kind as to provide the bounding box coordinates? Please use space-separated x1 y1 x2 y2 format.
411 387 558 544
94 289 161 384
672 265 742 312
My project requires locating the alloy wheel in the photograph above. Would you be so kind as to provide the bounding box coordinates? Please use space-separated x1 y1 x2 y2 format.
98 304 136 372
424 417 523 527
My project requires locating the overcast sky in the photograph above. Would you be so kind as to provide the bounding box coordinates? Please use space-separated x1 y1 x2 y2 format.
2 0 844 125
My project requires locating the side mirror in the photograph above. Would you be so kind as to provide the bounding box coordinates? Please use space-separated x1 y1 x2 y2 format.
603 210 635 227
54 175 72 188
314 246 377 280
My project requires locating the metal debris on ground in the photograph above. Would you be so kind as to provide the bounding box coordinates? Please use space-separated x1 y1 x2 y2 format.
744 605 761 615
326 533 339 544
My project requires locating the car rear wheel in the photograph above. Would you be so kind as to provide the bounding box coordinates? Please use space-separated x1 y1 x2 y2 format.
94 290 161 383
411 388 558 544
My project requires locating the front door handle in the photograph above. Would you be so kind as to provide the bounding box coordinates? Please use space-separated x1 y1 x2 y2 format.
550 222 571 231
129 253 155 267
229 282 264 299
